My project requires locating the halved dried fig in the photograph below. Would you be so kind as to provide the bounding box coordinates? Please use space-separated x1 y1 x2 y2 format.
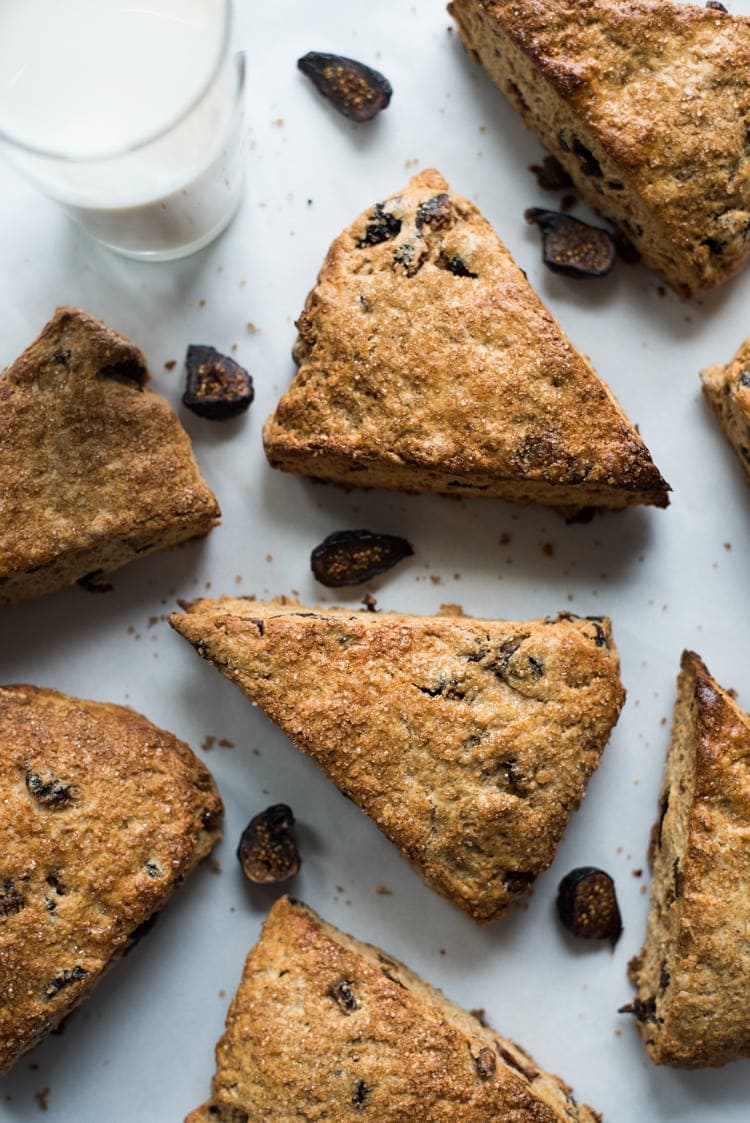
557 866 622 944
237 804 300 884
524 209 616 279
298 52 392 122
183 345 254 420
311 529 414 587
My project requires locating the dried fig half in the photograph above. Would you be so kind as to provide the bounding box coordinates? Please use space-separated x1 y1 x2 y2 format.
311 529 414 587
557 866 622 945
298 52 392 122
183 345 254 420
237 804 300 884
525 209 616 279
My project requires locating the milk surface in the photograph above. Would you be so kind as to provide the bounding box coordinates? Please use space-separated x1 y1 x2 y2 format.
0 0 227 158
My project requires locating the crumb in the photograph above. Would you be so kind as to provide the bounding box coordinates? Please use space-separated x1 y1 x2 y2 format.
272 117 284 126
429 574 443 586
724 541 732 550
265 554 273 562
246 322 259 333
201 736 216 751
374 885 391 895
206 858 222 876
219 988 226 997
727 687 738 699
499 532 511 545
439 948 446 956
235 575 243 584
560 193 577 212
218 738 235 749
33 1088 49 1112
452 572 461 581
252 747 261 756
657 286 666 298
614 1028 622 1037
632 869 643 878
640 885 647 895
471 1008 488 1026
164 360 177 371
148 616 159 627
198 299 206 308
438 603 464 617
542 543 555 558
362 592 378 612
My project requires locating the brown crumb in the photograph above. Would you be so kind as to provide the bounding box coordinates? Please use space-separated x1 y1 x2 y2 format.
723 541 732 551
247 322 259 334
429 574 443 586
218 738 235 749
471 1008 488 1027
33 1088 49 1112
272 117 285 127
374 884 391 895
201 736 216 751
198 299 206 308
164 359 177 371
499 532 511 545
640 885 648 895
265 554 273 562
632 868 643 878
542 543 555 558
219 988 226 997
206 858 222 875
560 193 577 212
657 286 666 298
362 592 378 612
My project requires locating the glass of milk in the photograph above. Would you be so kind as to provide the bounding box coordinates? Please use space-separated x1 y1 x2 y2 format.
0 0 245 260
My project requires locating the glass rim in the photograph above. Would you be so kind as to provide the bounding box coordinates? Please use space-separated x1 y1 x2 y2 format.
0 0 232 163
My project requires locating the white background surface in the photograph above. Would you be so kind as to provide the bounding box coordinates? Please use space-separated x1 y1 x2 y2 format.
1 2 749 1120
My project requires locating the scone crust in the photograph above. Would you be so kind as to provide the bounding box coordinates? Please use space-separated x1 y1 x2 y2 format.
187 896 602 1122
449 0 750 297
0 684 223 1073
0 307 220 605
170 596 624 922
263 169 669 511
628 652 750 1066
700 338 750 484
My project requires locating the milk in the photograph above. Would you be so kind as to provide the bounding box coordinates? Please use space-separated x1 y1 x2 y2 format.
0 0 245 259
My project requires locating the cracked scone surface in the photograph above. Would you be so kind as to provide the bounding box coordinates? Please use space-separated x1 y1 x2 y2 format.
0 306 220 605
0 684 223 1074
263 168 669 513
186 896 602 1123
701 338 750 484
170 596 625 922
627 652 750 1067
448 0 750 297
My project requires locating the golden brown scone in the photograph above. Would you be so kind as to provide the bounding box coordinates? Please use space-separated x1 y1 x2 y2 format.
626 652 750 1067
0 307 220 605
263 169 669 515
0 684 223 1074
170 596 625 922
700 339 750 484
186 896 602 1123
448 0 750 298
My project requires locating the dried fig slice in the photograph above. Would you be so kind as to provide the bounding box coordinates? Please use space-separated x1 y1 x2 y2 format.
297 52 392 122
237 804 300 884
311 529 414 587
556 866 622 944
183 345 254 420
524 209 616 279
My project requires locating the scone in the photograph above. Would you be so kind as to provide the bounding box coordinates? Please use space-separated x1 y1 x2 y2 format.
0 684 223 1073
626 652 750 1067
0 307 220 605
449 0 750 297
186 896 602 1123
263 169 669 516
170 596 625 922
700 338 750 484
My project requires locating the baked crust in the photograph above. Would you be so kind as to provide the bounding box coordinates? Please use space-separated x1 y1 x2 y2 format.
170 596 625 922
186 896 602 1122
0 684 223 1073
0 307 220 605
627 652 750 1067
263 169 669 514
449 0 750 297
700 338 750 484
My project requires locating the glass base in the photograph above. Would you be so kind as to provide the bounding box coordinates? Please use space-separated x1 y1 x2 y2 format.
92 193 243 262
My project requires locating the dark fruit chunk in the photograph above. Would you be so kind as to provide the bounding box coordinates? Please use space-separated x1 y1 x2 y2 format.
475 1047 497 1078
529 155 574 192
44 966 88 1000
416 193 453 230
25 769 74 809
298 52 392 122
525 209 616 279
329 980 359 1013
618 996 657 1022
0 878 26 918
183 345 254 420
311 529 414 587
557 867 622 945
358 203 402 247
706 2 727 11
237 804 300 885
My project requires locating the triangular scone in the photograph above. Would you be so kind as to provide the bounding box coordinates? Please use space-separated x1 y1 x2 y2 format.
187 897 602 1123
626 652 750 1067
263 170 669 515
0 307 220 605
170 596 625 922
449 0 750 297
701 339 750 485
0 684 222 1073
